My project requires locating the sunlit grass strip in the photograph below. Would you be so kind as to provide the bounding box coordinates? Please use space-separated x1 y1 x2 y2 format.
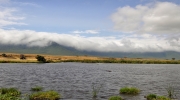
0 60 37 63
120 87 140 95
1 54 180 64
61 59 180 64
29 90 61 100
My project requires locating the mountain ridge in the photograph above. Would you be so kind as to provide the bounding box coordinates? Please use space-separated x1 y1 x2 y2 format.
0 44 179 60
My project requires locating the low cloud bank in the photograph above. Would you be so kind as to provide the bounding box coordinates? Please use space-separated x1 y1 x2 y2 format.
0 29 180 53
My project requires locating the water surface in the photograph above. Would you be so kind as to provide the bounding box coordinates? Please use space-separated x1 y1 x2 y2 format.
0 63 180 100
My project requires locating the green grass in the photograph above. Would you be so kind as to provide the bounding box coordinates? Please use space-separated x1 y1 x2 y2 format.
0 88 21 97
119 87 140 95
146 94 171 100
108 96 123 100
0 94 21 100
0 88 21 100
146 94 157 100
156 96 171 100
29 90 61 100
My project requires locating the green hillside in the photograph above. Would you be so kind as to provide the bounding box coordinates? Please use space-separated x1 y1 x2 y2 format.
0 44 82 56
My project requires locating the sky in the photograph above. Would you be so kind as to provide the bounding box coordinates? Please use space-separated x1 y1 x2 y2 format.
0 0 180 52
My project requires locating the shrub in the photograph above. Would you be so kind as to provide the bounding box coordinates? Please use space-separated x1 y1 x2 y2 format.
2 53 7 57
20 54 26 59
108 96 123 100
35 55 46 63
29 90 61 100
119 87 140 95
31 86 43 92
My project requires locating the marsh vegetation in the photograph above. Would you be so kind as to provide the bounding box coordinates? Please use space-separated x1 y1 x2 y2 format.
0 87 61 100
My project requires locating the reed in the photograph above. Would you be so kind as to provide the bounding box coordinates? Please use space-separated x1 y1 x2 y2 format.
166 84 176 99
92 83 103 98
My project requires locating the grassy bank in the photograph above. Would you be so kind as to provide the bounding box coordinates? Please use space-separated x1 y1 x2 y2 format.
0 53 180 64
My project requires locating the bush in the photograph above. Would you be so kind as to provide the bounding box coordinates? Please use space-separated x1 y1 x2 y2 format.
35 55 46 63
29 90 61 100
119 87 140 95
31 86 43 92
20 54 26 59
2 53 7 57
108 96 122 100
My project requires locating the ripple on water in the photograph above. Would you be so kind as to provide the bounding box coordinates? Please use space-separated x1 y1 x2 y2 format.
0 63 179 100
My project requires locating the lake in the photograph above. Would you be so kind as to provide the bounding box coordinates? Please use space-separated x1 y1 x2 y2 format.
0 63 180 100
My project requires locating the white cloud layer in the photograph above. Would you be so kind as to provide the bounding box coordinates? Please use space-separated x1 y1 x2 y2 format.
72 30 99 34
111 2 180 34
0 7 25 27
0 29 180 52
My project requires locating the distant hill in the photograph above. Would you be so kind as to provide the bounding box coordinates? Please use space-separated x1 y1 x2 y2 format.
0 43 83 56
0 43 180 60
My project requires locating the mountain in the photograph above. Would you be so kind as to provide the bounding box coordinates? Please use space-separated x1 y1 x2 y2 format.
0 43 82 56
0 43 180 60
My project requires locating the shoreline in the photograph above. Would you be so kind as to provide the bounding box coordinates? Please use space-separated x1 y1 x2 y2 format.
0 53 180 64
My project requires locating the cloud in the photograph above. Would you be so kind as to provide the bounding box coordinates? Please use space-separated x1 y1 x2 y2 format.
111 2 180 34
0 7 26 27
0 1 180 53
0 29 180 52
72 30 99 34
